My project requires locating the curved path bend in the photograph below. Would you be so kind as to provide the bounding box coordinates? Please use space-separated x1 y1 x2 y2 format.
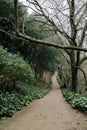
0 74 87 130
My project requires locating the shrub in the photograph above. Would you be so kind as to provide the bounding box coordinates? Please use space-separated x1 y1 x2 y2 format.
0 46 34 90
62 89 87 111
0 46 52 118
0 84 52 118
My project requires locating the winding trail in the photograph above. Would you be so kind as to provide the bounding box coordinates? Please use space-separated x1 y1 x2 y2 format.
0 74 87 130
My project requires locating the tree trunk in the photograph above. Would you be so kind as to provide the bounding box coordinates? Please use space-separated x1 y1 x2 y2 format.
71 65 78 92
70 50 78 92
39 69 43 78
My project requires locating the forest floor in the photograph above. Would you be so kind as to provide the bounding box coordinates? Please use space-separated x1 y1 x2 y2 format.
0 74 87 130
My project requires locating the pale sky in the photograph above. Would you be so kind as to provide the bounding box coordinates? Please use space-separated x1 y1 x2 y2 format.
19 0 27 4
19 0 34 14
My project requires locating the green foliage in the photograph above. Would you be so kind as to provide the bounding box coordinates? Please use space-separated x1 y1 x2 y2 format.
0 0 14 21
25 15 49 40
0 46 34 90
0 45 52 118
38 47 59 74
0 0 59 79
57 55 71 89
32 46 59 78
0 0 26 26
57 75 71 89
62 89 87 111
0 0 27 51
0 91 30 117
0 83 52 118
47 76 53 90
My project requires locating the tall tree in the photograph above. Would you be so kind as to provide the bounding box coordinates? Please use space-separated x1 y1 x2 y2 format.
0 0 27 51
3 0 86 92
20 0 87 92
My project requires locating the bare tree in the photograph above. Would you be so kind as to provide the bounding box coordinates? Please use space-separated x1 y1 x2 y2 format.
14 0 87 92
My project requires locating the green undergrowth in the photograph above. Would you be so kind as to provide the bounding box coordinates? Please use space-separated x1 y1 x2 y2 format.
62 89 87 112
0 82 52 118
0 46 34 91
0 46 52 118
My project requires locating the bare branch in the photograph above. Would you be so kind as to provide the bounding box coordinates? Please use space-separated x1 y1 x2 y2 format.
69 0 77 42
79 56 87 66
27 0 72 42
76 7 86 27
17 31 87 52
67 0 71 8
75 3 85 18
14 0 18 32
79 22 87 47
58 48 87 88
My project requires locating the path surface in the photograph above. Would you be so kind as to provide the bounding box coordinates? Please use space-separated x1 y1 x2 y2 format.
0 74 87 130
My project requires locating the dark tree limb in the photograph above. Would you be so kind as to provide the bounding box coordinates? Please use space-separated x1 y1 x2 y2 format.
14 0 19 32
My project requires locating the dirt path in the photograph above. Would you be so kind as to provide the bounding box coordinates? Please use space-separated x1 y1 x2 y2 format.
0 74 87 130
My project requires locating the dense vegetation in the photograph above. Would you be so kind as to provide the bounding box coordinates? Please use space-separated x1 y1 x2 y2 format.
62 89 87 112
0 46 52 118
0 46 34 90
0 0 57 118
57 57 87 112
0 84 52 117
0 0 87 118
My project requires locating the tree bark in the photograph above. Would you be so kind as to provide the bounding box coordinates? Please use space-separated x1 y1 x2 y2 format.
71 65 78 92
70 50 78 92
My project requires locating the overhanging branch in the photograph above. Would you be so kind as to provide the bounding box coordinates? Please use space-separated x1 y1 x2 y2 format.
17 32 87 52
1 27 87 52
3 0 84 53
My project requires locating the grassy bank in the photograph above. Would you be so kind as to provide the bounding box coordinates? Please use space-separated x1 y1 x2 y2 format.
0 46 52 118
0 83 52 118
62 89 87 112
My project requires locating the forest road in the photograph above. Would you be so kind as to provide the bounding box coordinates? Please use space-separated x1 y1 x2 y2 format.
0 74 87 130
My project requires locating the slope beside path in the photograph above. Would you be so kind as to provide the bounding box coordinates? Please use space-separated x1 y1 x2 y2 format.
0 74 87 130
